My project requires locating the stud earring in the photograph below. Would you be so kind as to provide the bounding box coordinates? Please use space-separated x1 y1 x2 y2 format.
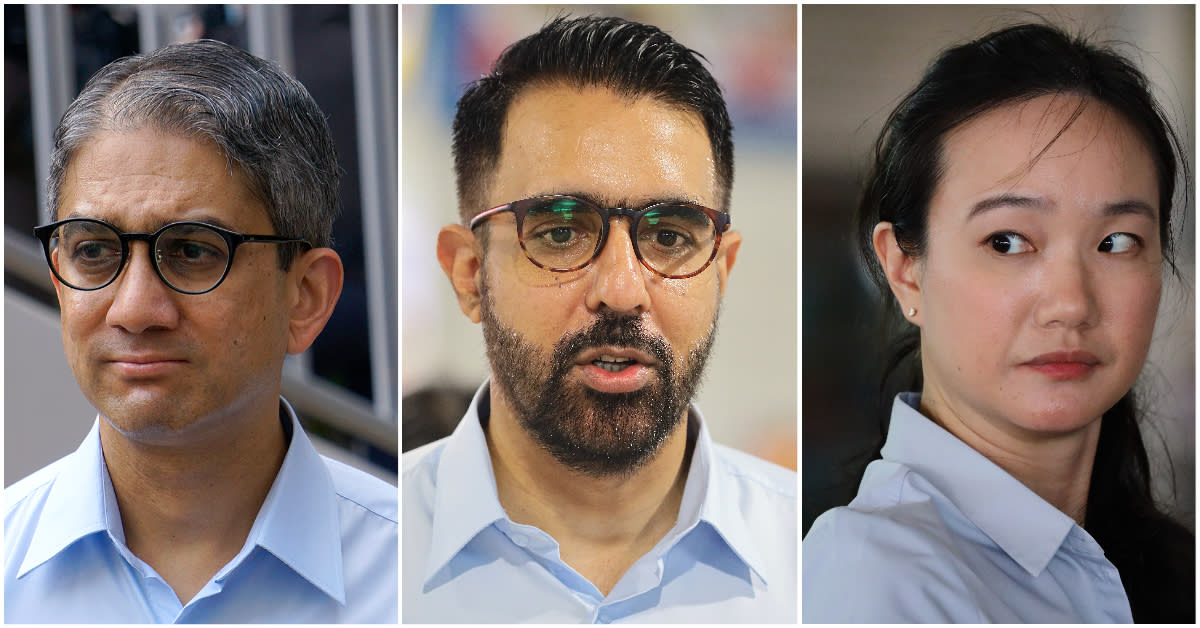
907 307 917 317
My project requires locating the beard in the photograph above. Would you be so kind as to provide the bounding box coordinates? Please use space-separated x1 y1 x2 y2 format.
480 287 718 478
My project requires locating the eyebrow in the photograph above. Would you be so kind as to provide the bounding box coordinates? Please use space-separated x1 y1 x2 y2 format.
63 211 240 232
967 193 1157 220
550 191 706 209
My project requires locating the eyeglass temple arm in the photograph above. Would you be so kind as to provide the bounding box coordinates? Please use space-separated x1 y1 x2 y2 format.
468 203 514 229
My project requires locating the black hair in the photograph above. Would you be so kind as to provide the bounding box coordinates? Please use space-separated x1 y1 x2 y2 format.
857 22 1193 621
451 15 734 222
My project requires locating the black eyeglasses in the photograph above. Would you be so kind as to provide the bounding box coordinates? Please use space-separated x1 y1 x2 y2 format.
469 195 731 279
34 218 311 295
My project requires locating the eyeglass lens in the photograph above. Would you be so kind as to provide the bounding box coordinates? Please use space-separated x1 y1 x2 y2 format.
48 220 232 293
521 197 719 277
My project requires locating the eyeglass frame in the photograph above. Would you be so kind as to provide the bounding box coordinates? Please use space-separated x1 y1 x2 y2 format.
468 195 732 279
33 217 312 295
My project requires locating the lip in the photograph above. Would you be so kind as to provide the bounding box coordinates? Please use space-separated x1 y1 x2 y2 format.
572 345 659 393
106 355 188 378
573 346 659 367
1021 350 1101 381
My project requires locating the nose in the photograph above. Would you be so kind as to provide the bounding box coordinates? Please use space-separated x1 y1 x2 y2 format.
584 218 652 315
1033 252 1098 330
104 242 181 333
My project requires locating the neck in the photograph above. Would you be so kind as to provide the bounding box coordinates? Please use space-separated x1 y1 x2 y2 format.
98 397 288 604
485 386 692 596
919 392 1099 525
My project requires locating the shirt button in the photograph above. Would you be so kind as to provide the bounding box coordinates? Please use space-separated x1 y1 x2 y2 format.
510 533 528 547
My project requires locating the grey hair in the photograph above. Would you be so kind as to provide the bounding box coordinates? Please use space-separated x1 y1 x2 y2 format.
47 39 340 268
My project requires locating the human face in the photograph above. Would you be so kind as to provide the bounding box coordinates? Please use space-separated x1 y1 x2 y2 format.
54 128 294 444
916 94 1161 440
478 83 737 474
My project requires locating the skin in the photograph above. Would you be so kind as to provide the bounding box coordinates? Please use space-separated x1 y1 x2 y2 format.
437 83 740 594
874 94 1162 523
53 128 344 602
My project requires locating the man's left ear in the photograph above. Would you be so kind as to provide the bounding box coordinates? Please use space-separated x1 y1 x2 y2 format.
714 230 741 294
284 247 344 355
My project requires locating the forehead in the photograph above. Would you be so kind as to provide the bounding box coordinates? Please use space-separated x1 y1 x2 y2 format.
490 83 717 208
58 128 266 228
933 95 1159 218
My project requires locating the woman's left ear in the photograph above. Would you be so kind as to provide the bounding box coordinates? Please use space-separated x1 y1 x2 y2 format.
284 247 344 354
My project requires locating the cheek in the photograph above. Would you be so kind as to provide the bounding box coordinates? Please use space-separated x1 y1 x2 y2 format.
1106 271 1161 349
653 278 721 353
58 294 106 345
921 257 1022 370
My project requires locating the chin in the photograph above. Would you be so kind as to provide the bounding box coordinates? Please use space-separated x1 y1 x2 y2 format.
94 394 198 440
1011 399 1112 435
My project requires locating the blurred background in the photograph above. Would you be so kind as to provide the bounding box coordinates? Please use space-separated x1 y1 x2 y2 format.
5 5 397 485
802 5 1194 534
402 5 797 470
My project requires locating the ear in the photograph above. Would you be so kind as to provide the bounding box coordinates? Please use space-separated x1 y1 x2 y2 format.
872 222 922 325
436 224 483 323
48 250 65 304
284 248 344 354
713 229 741 295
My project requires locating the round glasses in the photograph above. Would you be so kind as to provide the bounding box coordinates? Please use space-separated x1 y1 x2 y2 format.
33 218 311 295
469 195 732 279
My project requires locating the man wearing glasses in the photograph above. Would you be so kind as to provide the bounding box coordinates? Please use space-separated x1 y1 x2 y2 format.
404 16 796 622
5 40 397 622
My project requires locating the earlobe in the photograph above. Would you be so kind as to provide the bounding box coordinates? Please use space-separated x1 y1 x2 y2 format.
285 248 344 354
436 224 483 323
872 222 922 324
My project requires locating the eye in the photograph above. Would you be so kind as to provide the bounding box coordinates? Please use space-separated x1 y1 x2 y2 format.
653 229 686 248
545 226 578 245
1098 232 1142 254
73 240 120 261
987 232 1034 255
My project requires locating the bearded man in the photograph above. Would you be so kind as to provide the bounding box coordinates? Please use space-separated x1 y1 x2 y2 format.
403 16 796 622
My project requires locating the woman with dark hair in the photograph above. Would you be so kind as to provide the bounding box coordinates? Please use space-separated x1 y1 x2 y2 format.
803 23 1194 622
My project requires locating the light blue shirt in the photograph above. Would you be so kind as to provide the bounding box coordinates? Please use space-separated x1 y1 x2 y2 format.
4 399 398 623
803 393 1132 623
403 383 797 623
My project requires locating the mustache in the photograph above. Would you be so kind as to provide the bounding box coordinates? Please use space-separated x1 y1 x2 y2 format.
551 311 673 369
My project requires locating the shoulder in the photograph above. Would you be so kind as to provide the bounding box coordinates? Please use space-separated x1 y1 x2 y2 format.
710 442 796 501
401 436 450 515
5 455 75 531
4 455 76 577
5 457 69 513
321 456 398 525
802 470 983 622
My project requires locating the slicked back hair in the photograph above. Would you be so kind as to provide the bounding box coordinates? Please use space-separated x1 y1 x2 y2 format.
48 39 340 268
452 15 734 223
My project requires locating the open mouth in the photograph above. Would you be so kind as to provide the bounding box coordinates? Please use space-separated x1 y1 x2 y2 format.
593 355 637 373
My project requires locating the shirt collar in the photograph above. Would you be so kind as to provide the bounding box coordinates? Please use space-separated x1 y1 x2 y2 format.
422 383 510 586
18 400 347 604
688 406 770 584
244 398 346 604
876 393 1076 575
17 418 114 578
421 381 764 586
